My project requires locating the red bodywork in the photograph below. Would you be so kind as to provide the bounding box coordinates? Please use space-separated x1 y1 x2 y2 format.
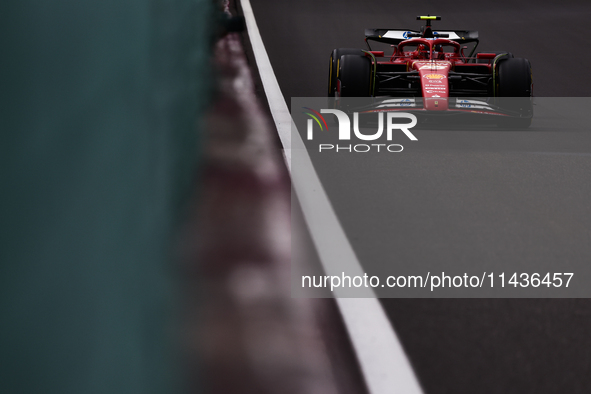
365 38 499 113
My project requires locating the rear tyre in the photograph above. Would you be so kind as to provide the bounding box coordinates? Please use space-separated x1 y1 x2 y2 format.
496 57 533 128
327 48 364 97
338 54 371 97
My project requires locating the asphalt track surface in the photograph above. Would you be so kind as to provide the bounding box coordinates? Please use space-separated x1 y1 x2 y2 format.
245 0 591 392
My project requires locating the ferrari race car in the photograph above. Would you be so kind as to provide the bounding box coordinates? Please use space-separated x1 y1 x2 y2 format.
327 16 533 127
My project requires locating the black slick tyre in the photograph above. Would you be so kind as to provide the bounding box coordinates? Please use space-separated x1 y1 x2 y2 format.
496 57 533 128
338 54 371 97
328 48 364 97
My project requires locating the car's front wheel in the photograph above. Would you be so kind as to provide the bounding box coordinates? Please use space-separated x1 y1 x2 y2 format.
496 57 533 128
338 54 372 97
327 48 364 97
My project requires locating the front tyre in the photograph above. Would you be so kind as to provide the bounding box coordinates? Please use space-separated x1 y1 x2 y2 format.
338 54 371 97
496 58 533 128
497 57 532 97
327 48 364 97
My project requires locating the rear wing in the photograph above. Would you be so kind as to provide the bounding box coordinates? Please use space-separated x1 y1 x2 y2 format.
364 28 479 46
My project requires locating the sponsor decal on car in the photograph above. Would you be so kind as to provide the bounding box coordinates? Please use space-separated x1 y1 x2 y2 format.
419 64 447 70
377 98 417 108
423 74 446 79
453 99 495 111
414 61 451 70
457 99 472 108
383 30 416 40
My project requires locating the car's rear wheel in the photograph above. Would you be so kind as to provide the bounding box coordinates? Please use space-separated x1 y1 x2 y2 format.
338 54 372 97
496 57 533 128
327 48 364 97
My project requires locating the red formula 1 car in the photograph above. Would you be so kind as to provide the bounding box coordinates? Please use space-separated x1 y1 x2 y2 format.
327 16 533 127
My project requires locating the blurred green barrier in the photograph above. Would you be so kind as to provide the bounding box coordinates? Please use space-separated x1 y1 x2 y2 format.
0 1 213 392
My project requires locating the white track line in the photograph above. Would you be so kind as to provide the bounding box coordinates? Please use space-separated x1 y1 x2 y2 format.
239 1 424 393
